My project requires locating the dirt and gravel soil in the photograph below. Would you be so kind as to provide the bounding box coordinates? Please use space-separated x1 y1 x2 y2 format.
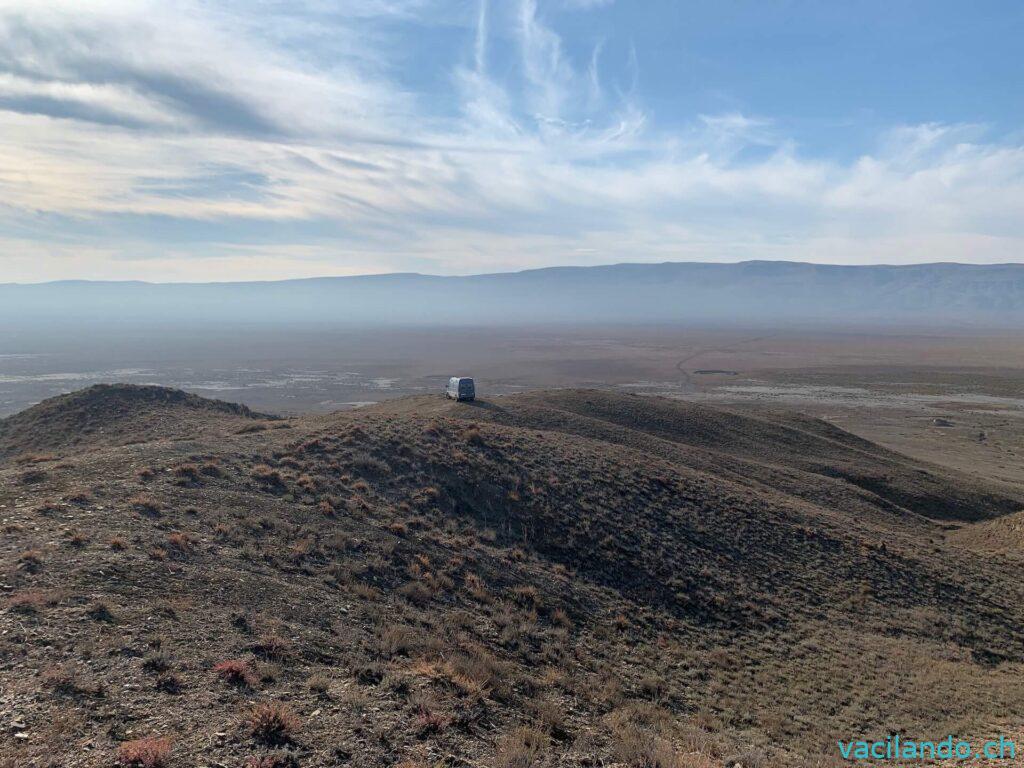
3 384 1024 767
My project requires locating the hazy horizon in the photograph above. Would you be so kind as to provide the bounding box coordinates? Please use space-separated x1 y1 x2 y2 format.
3 261 1023 332
2 257 1024 287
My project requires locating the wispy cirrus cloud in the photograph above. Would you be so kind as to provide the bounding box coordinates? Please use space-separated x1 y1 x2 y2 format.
0 0 412 137
0 0 1022 282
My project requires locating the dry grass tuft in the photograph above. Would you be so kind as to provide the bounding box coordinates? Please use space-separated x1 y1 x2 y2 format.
415 705 450 736
252 465 285 487
494 726 548 768
172 463 200 481
17 548 44 569
248 702 300 745
250 633 294 661
87 600 116 622
130 493 162 515
41 664 83 695
307 673 330 696
15 452 58 464
462 426 485 446
605 702 720 768
166 531 197 554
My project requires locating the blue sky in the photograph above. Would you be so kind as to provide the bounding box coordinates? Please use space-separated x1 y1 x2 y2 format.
1 0 1022 282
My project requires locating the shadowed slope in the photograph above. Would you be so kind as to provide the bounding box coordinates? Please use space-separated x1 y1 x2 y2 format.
369 389 1024 522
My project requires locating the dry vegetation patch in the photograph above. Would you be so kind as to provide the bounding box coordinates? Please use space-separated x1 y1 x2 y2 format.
248 702 301 745
117 736 173 768
3 386 1024 766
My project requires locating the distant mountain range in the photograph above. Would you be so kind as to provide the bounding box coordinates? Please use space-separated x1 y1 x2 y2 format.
3 261 1024 327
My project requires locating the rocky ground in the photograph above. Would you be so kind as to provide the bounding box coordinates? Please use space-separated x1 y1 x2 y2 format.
3 385 1024 767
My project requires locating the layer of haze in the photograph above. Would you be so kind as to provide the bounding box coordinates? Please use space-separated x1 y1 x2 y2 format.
3 262 1023 328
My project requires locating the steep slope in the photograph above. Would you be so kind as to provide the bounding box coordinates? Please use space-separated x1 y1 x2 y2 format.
3 387 1024 768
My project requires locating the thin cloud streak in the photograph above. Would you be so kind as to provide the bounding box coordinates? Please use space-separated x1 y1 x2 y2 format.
0 0 1022 282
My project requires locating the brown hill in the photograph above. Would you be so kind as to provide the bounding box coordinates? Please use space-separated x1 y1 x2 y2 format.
2 387 1024 768
951 509 1024 554
0 383 278 459
387 389 1021 522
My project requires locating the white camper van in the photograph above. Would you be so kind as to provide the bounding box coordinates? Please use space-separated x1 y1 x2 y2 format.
446 377 475 401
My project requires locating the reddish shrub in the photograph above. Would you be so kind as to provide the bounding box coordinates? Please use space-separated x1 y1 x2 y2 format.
246 754 299 768
8 589 48 614
214 658 257 688
117 736 172 767
244 757 299 768
415 707 449 736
